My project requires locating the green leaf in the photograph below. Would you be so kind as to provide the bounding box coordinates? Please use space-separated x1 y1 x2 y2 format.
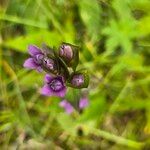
138 16 150 37
3 30 63 53
102 19 137 54
0 123 12 133
57 113 76 134
19 71 43 87
112 0 131 20
78 95 106 122
57 56 70 78
78 0 101 42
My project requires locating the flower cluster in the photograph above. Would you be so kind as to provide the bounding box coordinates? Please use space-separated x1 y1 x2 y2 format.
23 43 89 98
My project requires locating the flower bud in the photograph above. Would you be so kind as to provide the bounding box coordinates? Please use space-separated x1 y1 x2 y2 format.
59 44 73 61
59 43 79 71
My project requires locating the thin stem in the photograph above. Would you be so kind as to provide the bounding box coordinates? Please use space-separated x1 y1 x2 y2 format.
85 127 144 149
0 14 48 29
109 79 131 114
2 60 36 137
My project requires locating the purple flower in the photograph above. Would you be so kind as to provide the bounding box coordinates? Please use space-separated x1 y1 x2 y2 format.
59 100 74 114
42 57 58 74
79 97 89 109
41 74 67 97
23 45 44 72
59 97 89 114
59 44 73 61
71 74 84 87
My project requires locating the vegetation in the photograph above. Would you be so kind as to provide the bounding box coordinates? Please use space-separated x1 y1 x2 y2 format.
0 0 150 149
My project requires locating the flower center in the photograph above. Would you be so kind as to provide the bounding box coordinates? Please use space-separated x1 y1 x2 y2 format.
50 79 63 91
43 57 55 70
34 54 44 64
72 74 84 87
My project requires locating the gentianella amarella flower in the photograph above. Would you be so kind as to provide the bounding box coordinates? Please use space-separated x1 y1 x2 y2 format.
68 72 89 89
71 74 84 87
23 45 44 72
41 74 67 97
23 43 89 100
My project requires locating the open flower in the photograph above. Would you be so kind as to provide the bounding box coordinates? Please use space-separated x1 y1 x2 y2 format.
23 45 44 72
68 71 89 89
71 74 84 87
41 74 67 97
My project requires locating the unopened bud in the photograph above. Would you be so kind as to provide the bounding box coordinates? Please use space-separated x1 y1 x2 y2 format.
59 44 73 61
59 43 79 71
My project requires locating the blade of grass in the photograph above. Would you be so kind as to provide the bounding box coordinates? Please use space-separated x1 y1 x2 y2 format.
84 126 144 149
36 0 62 33
0 14 48 29
2 60 36 137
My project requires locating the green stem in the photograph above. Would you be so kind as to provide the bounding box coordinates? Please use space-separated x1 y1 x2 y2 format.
0 14 48 29
85 127 144 149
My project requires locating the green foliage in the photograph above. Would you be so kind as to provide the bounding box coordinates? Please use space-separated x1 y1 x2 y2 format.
78 94 106 122
78 0 101 42
0 0 149 149
3 30 63 52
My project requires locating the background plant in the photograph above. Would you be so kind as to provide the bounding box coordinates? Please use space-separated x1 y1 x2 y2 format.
0 0 150 149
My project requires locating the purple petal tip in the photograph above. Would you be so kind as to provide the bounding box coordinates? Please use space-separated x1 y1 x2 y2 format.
23 58 38 69
28 45 42 56
79 97 89 109
59 100 74 114
41 85 52 96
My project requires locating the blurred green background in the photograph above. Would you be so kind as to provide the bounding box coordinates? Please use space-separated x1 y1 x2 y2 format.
0 0 150 149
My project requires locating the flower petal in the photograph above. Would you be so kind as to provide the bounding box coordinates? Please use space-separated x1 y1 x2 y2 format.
59 100 74 114
55 87 67 97
28 45 42 56
59 100 68 107
37 66 43 72
65 104 74 114
45 74 53 83
41 85 53 96
79 97 89 109
23 58 38 69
